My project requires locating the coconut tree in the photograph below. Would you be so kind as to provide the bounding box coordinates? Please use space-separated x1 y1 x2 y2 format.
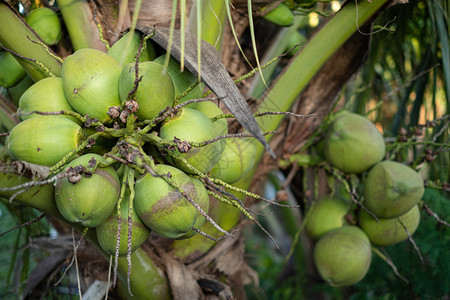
0 0 448 298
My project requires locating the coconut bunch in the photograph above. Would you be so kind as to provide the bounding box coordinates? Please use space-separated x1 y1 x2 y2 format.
303 112 425 287
5 30 261 257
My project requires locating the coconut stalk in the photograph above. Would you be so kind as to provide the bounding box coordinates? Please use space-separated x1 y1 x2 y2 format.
247 15 308 99
56 0 108 51
0 1 62 81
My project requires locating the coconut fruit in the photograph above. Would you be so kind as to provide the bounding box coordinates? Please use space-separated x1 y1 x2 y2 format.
263 3 294 27
305 197 350 240
7 115 84 166
314 226 372 287
108 30 155 65
209 138 256 184
154 55 204 101
176 177 210 239
186 100 228 156
17 77 78 122
96 189 150 256
359 204 420 247
61 48 122 123
160 108 222 174
134 164 199 238
285 30 306 57
55 154 120 228
323 112 385 173
364 160 424 218
0 50 26 88
119 61 174 120
186 100 228 136
26 7 61 45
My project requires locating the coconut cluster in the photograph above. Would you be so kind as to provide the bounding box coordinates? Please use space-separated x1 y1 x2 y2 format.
306 112 425 287
6 32 258 256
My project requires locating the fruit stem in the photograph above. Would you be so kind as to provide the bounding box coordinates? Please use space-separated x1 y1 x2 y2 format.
126 168 135 295
0 2 62 80
113 166 129 286
48 132 104 175
56 0 108 51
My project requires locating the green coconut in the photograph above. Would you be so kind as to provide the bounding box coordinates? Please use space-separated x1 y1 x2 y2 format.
26 7 62 45
160 108 222 174
359 204 420 247
61 48 122 123
176 177 210 239
323 112 385 173
154 55 204 101
134 164 199 238
262 3 294 27
108 30 155 65
364 160 424 218
209 138 256 184
314 226 372 287
186 100 228 156
0 50 26 88
18 77 78 123
7 115 84 166
55 154 120 228
119 61 175 120
186 100 228 136
96 189 151 256
305 197 351 240
285 30 306 57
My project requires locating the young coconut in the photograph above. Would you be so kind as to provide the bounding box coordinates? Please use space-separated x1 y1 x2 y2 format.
17 77 78 123
7 115 84 166
314 226 372 287
61 48 122 123
364 160 424 218
119 61 175 120
359 204 420 247
160 108 223 174
262 3 294 27
134 164 199 239
176 177 210 239
323 112 385 173
0 50 26 88
154 55 204 101
96 188 150 256
209 138 256 184
305 196 351 240
186 100 228 136
108 30 155 65
55 154 120 228
185 100 228 155
26 7 62 45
